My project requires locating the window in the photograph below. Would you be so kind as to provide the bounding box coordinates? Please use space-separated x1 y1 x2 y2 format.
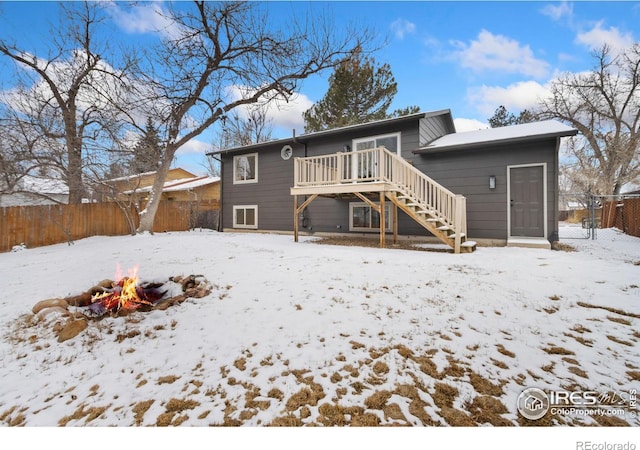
233 205 258 229
233 153 258 184
351 133 401 179
349 202 392 232
353 133 400 155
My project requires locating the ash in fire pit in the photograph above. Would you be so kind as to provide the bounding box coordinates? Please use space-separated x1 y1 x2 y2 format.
30 269 212 342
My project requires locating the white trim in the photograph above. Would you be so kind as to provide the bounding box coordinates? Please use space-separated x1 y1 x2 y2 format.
351 132 401 180
352 132 401 155
233 153 258 184
349 202 393 233
507 163 547 240
232 205 258 229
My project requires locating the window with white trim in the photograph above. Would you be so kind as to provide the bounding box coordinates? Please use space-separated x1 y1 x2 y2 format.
353 132 401 155
233 153 258 184
233 205 258 229
349 202 392 232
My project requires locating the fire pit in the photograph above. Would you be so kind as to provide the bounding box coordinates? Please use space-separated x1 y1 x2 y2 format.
31 266 212 342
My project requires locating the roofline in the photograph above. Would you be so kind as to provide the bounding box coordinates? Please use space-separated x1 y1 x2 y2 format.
207 109 453 156
413 128 578 154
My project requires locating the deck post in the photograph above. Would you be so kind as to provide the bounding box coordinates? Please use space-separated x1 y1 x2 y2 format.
293 195 298 242
392 198 398 244
379 191 385 248
454 195 463 253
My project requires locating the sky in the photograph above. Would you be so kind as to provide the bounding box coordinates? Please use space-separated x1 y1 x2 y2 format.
0 1 638 175
0 227 638 438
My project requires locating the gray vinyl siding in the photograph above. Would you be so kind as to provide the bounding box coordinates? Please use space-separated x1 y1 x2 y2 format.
419 116 453 146
222 141 301 231
412 138 560 241
220 116 560 243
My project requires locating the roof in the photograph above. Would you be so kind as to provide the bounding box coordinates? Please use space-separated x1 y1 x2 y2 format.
105 168 196 183
208 110 454 155
123 176 219 194
18 175 68 195
414 120 578 154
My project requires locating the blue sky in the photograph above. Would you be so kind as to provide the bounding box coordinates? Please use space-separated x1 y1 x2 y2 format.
0 1 638 175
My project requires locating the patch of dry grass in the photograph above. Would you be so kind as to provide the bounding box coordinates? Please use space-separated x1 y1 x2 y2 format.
607 335 634 347
542 346 575 355
465 395 512 426
469 372 503 396
157 375 180 385
607 316 632 325
132 400 154 426
496 344 516 358
577 302 640 319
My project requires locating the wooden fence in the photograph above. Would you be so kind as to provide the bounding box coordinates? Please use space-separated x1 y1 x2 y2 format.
601 197 640 238
0 200 219 253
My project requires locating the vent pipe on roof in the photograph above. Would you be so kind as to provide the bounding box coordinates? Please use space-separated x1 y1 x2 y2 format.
292 129 307 157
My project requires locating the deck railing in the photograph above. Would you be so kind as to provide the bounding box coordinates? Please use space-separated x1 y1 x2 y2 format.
293 147 467 245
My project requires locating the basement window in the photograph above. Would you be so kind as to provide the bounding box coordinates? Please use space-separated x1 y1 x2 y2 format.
349 202 392 232
233 205 258 229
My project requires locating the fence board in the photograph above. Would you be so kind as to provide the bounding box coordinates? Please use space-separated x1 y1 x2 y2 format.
0 200 219 253
601 198 640 238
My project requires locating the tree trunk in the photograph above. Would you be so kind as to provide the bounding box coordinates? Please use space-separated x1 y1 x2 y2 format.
136 151 174 233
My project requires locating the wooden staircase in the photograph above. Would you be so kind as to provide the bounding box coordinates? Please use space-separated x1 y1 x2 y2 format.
292 146 476 253
387 191 476 253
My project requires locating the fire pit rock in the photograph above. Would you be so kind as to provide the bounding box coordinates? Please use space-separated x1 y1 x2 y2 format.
31 274 212 343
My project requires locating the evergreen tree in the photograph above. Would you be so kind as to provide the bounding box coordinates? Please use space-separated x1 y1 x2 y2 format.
488 105 536 128
131 117 162 174
303 51 399 132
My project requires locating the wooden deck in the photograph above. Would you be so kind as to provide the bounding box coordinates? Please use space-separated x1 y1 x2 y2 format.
290 147 476 253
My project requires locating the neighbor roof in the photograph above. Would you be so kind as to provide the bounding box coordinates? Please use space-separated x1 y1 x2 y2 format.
123 176 219 195
414 120 578 154
208 110 454 156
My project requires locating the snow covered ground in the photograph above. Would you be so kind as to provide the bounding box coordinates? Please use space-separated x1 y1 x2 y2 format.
0 229 638 442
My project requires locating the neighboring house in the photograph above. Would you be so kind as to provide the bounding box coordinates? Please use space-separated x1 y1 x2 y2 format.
210 110 577 252
0 175 69 207
122 175 221 203
97 168 220 204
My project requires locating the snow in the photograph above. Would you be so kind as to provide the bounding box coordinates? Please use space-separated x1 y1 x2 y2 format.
123 176 219 194
419 120 577 151
0 229 638 444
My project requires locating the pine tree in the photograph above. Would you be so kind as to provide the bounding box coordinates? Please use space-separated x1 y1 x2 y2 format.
303 51 399 132
131 117 162 174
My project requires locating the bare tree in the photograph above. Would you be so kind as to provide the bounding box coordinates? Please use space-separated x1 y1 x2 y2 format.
538 44 640 195
129 1 370 233
0 1 133 203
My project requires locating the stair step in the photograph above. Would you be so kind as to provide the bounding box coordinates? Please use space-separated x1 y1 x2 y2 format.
447 233 466 239
437 225 452 231
461 241 476 247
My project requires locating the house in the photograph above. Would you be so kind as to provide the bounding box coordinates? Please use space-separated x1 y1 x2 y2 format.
0 175 69 207
209 110 577 252
98 168 220 204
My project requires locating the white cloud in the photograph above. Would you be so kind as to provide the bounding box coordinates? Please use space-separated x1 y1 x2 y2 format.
175 138 210 156
451 30 550 79
106 1 182 40
390 18 416 40
225 85 313 135
467 80 551 117
575 22 635 55
265 93 314 134
454 118 488 132
540 1 573 22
